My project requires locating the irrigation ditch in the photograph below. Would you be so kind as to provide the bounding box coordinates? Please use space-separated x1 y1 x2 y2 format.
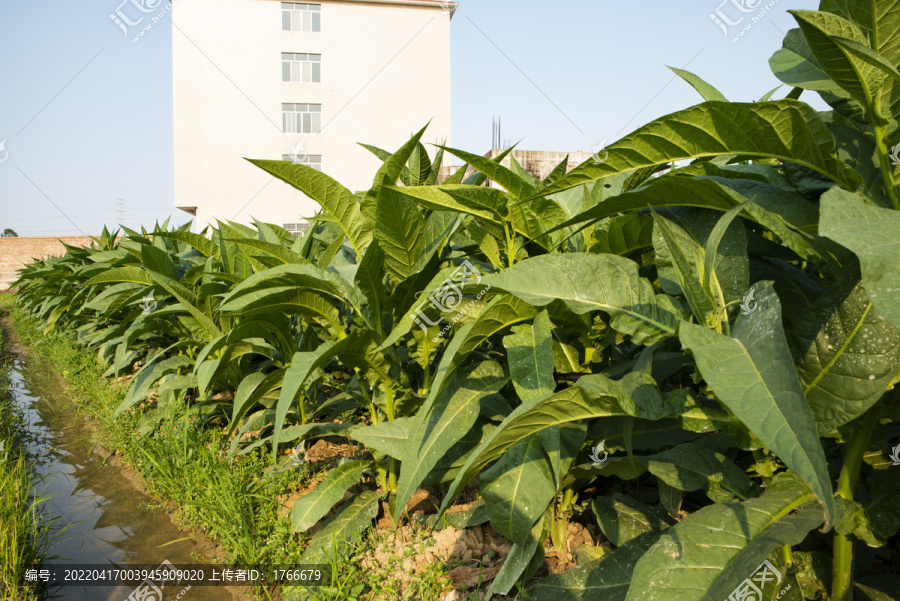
1 302 244 601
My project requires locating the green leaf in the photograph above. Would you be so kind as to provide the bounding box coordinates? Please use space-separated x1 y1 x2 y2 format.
154 230 218 257
679 282 835 527
652 213 717 326
440 146 537 200
789 10 885 117
831 35 900 84
394 361 508 520
376 187 425 281
819 188 900 331
349 417 414 459
640 443 753 499
577 372 686 421
292 460 370 532
503 310 555 402
770 28 856 96
668 66 729 102
438 387 628 516
368 123 430 191
227 238 309 265
274 342 336 460
481 433 555 545
385 185 500 221
533 101 861 199
819 0 900 64
591 493 674 547
84 266 155 287
658 479 686 518
140 244 177 279
407 142 432 186
298 490 381 564
528 531 660 601
589 212 654 256
703 202 751 302
625 474 823 601
549 175 816 267
354 240 387 330
417 294 536 419
864 469 900 541
247 159 372 258
229 371 283 435
856 578 900 601
481 253 680 345
118 354 192 414
792 261 900 434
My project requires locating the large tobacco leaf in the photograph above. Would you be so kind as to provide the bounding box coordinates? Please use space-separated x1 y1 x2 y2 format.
820 188 900 331
393 361 508 520
680 282 835 527
535 100 861 198
481 253 681 345
624 474 823 601
792 261 900 434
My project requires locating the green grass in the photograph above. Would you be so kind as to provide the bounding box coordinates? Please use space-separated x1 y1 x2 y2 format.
0 297 53 601
8 304 314 593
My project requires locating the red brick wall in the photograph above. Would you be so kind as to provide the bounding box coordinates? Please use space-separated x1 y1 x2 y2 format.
0 236 95 291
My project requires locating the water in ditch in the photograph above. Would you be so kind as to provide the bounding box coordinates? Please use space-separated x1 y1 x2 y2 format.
10 357 240 601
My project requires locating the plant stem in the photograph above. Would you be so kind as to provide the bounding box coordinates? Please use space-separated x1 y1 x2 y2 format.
832 406 880 601
781 545 793 567
385 383 395 422
504 222 516 268
871 97 900 210
384 384 398 491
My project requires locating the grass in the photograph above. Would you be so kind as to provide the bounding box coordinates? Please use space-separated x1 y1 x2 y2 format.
0 296 53 601
6 301 344 599
6 298 517 601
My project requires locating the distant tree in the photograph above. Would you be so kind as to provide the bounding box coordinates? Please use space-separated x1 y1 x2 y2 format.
2 228 18 237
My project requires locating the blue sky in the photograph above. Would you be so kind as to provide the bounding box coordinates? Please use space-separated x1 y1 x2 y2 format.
0 0 820 237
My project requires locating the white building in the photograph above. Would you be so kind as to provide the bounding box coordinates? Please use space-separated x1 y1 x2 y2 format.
172 0 454 232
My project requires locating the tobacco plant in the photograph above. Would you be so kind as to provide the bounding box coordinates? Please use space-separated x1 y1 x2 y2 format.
13 2 900 599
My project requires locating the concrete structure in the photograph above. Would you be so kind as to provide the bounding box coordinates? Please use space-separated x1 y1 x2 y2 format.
173 0 454 231
0 237 95 291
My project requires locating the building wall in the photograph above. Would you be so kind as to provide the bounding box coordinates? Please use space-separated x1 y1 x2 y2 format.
0 237 95 291
173 0 453 231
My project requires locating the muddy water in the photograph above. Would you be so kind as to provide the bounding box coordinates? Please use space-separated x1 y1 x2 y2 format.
10 359 238 601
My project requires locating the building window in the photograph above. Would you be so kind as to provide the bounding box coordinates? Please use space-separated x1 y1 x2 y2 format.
283 154 322 171
282 3 321 32
283 103 321 134
283 223 310 235
282 53 321 83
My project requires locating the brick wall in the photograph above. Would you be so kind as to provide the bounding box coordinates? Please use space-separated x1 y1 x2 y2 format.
0 236 95 291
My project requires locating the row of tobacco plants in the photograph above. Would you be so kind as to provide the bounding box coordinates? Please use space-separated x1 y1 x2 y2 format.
12 3 900 599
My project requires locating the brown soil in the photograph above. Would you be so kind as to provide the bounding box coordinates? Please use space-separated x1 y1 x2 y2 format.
304 438 356 462
357 521 516 600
